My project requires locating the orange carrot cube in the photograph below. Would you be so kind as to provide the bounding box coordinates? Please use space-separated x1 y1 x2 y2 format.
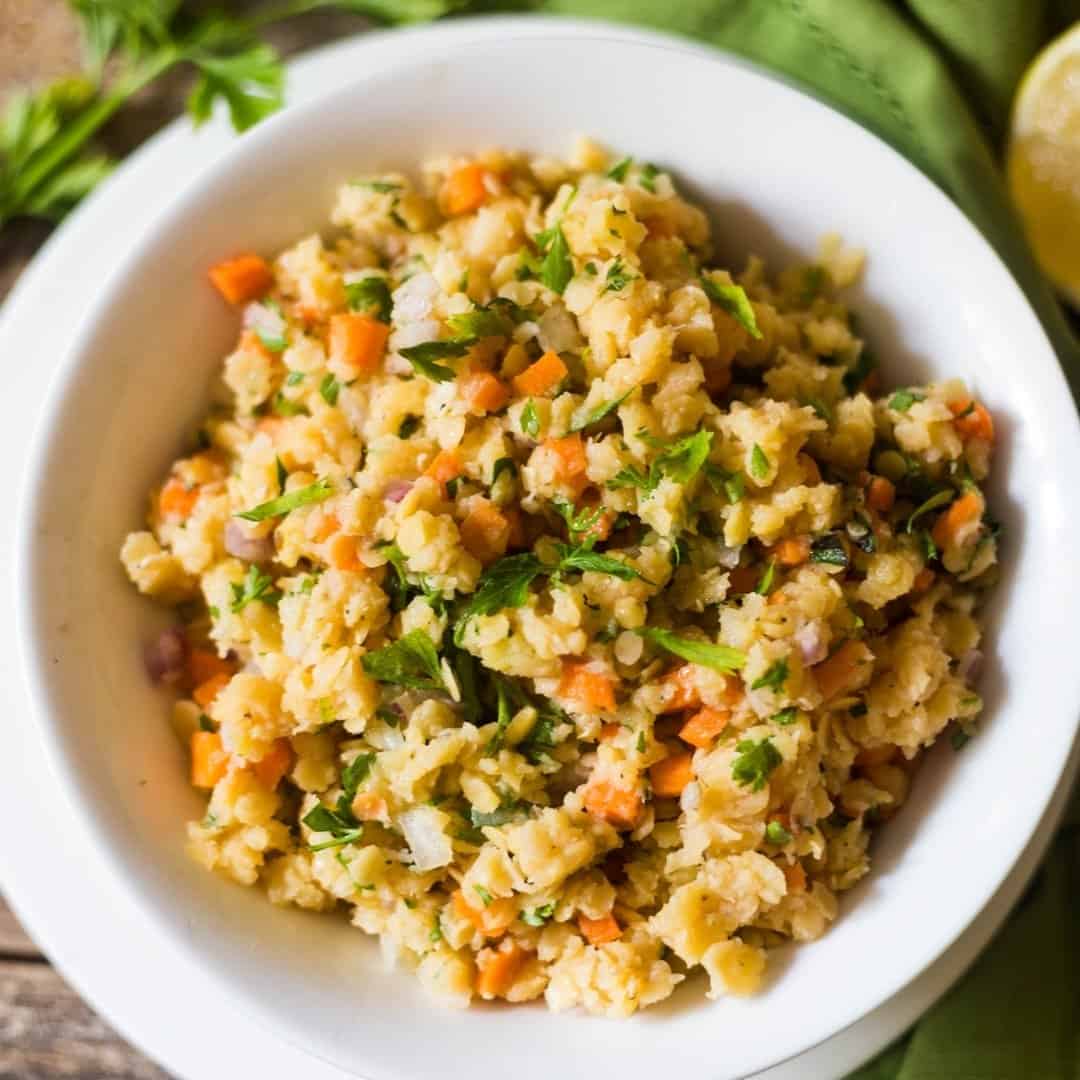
190 731 229 788
208 254 273 305
649 751 694 797
442 163 492 216
329 313 389 375
513 350 568 397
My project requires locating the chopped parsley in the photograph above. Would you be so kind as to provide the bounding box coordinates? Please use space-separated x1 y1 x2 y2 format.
810 534 848 567
604 258 635 293
750 443 770 481
888 389 925 413
398 414 421 439
606 157 632 182
638 162 660 192
361 630 445 692
302 803 362 851
906 489 954 533
772 707 798 726
229 565 280 613
569 388 633 434
755 560 776 595
521 399 540 438
318 373 341 406
271 392 306 417
535 224 573 294
235 477 333 522
275 455 287 493
701 275 763 339
285 370 304 386
750 658 789 693
399 339 470 382
473 884 493 907
731 737 782 791
765 820 792 845
345 276 393 323
521 902 556 927
636 627 746 674
351 179 401 194
705 465 745 504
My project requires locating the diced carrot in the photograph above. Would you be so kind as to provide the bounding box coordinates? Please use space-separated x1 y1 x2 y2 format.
452 888 515 938
679 707 729 749
542 434 588 489
460 499 511 564
768 590 788 606
503 507 527 550
727 565 760 594
193 672 231 709
721 675 745 708
328 313 389 375
190 731 229 788
650 751 694 797
311 511 340 543
784 862 807 893
513 350 568 397
328 532 364 572
461 371 510 414
599 723 621 741
159 477 200 520
912 568 935 592
949 398 995 443
574 493 616 544
854 744 898 769
814 640 873 701
659 665 701 713
188 648 233 687
583 780 642 830
239 328 274 360
931 491 982 550
425 449 463 489
798 453 822 485
475 941 531 999
559 661 617 713
255 416 284 441
866 475 895 512
350 792 388 822
208 254 273 305
773 536 810 566
251 738 292 790
577 912 622 945
442 163 492 216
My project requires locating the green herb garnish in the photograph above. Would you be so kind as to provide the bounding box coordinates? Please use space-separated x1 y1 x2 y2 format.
521 399 540 438
731 737 782 791
750 658 789 693
229 564 280 612
361 630 445 692
345 276 393 323
399 339 469 382
765 820 792 845
750 443 770 481
606 157 632 182
636 627 746 673
701 275 763 339
235 478 333 522
319 373 341 406
888 390 925 413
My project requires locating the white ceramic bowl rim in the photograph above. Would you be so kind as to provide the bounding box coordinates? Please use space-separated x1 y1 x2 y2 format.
14 23 1080 1080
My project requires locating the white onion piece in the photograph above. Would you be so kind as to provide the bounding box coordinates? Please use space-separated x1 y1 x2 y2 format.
957 648 984 683
399 806 453 871
242 301 285 345
392 272 439 322
537 303 583 354
680 781 702 812
391 317 441 350
796 621 829 667
614 630 644 666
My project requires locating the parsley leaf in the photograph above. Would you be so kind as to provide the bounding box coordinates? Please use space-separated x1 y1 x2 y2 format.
361 630 445 692
701 275 763 339
731 737 782 791
302 803 362 851
765 820 792 845
445 304 516 340
750 443 770 481
235 477 333 522
491 457 517 485
755 560 776 595
606 157 632 181
568 388 633 433
319 373 341 406
772 707 798 726
345 276 393 323
399 339 469 382
229 564 281 613
454 554 546 641
521 399 540 438
522 902 556 926
637 627 746 673
750 658 789 692
888 389 925 413
638 162 660 192
555 546 645 581
536 225 573 294
604 258 636 293
656 430 712 484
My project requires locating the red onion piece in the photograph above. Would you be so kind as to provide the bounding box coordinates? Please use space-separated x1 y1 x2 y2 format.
144 627 187 684
225 519 275 562
384 479 413 503
796 621 829 667
957 648 984 683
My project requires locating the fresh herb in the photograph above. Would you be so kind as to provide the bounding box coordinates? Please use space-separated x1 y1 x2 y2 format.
801 395 832 424
731 737 782 791
750 443 770 481
658 430 713 484
950 727 971 751
765 820 792 845
585 261 598 276
207 605 220 619
361 630 445 692
638 162 660 193
253 300 287 352
445 305 514 340
454 554 546 640
636 627 746 673
235 477 333 522
810 534 849 567
906 489 954 533
552 498 603 542
705 465 745 504
535 224 573 294
469 797 525 828
298 574 317 594
517 706 560 765
800 265 827 304
521 399 540 438
606 157 632 181
198 713 216 732
473 884 493 907
229 564 280 612
701 275 763 339
607 465 656 493
888 389 925 413
302 803 362 852
275 455 287 493
521 902 556 926
319 373 341 406
604 258 635 293
554 546 645 582
636 731 646 753
375 705 399 728
345 275 393 322
755 560 776 595
271 391 306 417
772 707 798 726
484 676 520 755
491 457 517 485
399 339 469 382
569 389 633 433
398 414 421 439
750 658 789 693
429 917 443 943
340 752 375 798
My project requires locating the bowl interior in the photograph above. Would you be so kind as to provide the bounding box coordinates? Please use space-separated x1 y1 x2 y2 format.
18 30 1080 1080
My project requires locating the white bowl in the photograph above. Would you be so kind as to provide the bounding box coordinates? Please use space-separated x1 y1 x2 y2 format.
16 28 1080 1080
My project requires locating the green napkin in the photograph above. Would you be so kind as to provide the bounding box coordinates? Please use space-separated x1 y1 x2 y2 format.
486 1 1080 1074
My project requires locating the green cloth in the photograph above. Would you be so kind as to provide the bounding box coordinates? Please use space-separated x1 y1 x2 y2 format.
485 1 1080 1075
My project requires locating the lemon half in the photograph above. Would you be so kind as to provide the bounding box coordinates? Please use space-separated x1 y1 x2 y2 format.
1007 22 1080 307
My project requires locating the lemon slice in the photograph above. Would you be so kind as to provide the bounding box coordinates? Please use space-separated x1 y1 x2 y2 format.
1007 23 1080 307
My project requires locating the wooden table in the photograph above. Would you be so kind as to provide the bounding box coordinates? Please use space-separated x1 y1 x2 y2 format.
0 4 372 1075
